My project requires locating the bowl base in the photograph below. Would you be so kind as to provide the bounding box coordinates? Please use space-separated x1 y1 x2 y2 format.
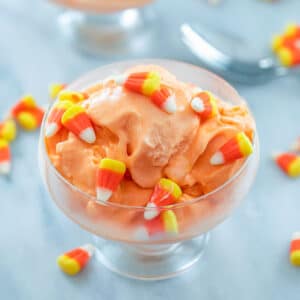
93 233 210 281
57 6 157 56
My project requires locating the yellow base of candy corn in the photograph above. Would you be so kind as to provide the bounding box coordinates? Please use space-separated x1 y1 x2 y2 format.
142 72 161 96
162 210 178 234
159 178 182 199
17 112 37 131
278 48 293 67
22 95 36 108
0 139 9 148
0 120 17 142
271 35 283 53
57 255 81 276
285 23 298 37
288 158 300 177
290 250 300 266
99 158 126 174
237 132 253 156
49 83 65 99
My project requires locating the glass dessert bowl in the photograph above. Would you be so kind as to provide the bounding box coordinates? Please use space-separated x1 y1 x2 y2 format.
50 0 156 56
39 59 259 280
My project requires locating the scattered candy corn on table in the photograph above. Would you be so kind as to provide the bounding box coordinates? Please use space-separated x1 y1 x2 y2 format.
1 0 300 299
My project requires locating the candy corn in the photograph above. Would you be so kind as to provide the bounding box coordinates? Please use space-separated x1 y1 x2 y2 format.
0 119 17 142
57 244 94 276
272 24 300 52
16 107 44 131
49 83 67 100
290 232 300 266
58 90 89 103
150 87 177 113
144 178 182 220
285 24 300 38
11 95 36 117
272 24 300 67
0 139 11 175
96 158 126 202
190 91 218 120
11 95 44 131
274 152 300 177
277 47 300 67
61 104 96 143
210 132 253 165
135 210 178 240
45 101 73 137
115 72 161 97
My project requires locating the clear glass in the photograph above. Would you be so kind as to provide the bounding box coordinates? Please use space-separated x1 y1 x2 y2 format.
51 0 157 56
39 59 260 280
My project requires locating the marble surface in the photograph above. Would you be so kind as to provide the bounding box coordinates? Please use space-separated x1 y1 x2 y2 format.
1 0 300 299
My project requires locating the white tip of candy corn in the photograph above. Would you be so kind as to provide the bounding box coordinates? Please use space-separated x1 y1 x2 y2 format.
191 97 205 113
134 227 149 241
144 202 159 220
113 74 127 85
96 187 112 202
210 151 225 165
79 127 96 144
80 244 95 256
0 161 11 174
292 232 300 240
162 95 177 114
45 123 59 137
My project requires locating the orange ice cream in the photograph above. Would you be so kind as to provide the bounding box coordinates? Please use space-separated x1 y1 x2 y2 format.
44 65 256 240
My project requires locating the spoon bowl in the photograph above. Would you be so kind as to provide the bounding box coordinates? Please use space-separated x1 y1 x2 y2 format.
181 23 299 84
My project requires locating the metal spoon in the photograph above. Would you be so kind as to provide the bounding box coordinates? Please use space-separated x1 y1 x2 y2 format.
181 23 300 84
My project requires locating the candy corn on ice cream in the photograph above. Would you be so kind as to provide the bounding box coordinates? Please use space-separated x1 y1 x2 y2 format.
44 64 256 240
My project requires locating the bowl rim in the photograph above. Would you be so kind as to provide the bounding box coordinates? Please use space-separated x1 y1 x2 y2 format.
41 58 258 211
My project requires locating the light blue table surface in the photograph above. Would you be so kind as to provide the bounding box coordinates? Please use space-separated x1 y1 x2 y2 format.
1 0 300 299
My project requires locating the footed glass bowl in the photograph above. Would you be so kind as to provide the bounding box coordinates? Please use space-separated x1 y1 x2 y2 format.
50 0 157 56
39 59 259 280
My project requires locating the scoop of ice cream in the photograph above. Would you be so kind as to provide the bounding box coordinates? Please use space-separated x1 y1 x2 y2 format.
45 65 255 206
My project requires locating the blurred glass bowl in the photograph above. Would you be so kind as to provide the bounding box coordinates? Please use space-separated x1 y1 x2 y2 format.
50 0 157 56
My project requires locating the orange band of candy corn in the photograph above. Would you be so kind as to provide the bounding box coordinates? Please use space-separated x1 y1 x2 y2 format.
0 140 10 162
46 101 73 137
210 132 253 165
96 158 126 202
64 248 90 269
97 169 125 191
150 87 177 113
290 239 300 252
190 91 218 120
